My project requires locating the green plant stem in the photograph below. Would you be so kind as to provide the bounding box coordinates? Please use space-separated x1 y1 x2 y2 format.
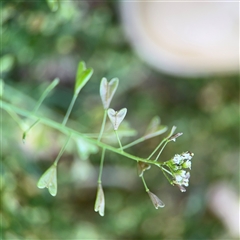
22 119 40 142
98 148 106 183
155 140 169 161
33 78 59 113
115 130 123 151
98 110 107 142
1 100 163 167
141 175 149 192
62 93 78 126
147 138 167 160
122 127 168 150
161 167 173 184
122 136 145 150
54 133 72 165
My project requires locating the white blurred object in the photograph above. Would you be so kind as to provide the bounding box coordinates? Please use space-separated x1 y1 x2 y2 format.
119 1 239 76
207 182 240 238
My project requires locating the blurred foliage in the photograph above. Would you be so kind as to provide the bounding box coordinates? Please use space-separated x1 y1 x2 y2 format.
1 1 239 240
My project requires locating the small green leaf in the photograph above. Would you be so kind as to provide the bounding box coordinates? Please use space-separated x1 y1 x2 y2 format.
74 61 93 95
46 0 59 12
107 108 127 130
37 164 57 196
100 77 119 109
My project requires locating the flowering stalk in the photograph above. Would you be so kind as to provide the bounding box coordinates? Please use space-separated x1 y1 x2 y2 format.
2 64 195 214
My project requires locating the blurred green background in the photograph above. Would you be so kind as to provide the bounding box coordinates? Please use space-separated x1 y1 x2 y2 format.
1 1 239 239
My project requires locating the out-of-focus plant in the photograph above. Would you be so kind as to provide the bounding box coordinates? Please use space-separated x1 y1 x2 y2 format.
1 60 194 216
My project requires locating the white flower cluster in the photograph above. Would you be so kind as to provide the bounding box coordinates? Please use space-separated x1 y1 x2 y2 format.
172 151 193 169
165 151 194 192
173 170 190 192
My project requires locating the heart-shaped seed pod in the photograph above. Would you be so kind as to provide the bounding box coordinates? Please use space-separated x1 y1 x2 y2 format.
107 108 127 130
100 77 119 109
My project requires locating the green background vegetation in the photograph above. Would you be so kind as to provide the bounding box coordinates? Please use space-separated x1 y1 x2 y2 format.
1 1 239 239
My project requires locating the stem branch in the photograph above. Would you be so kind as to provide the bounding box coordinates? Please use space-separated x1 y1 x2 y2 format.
98 148 106 183
54 133 72 165
1 100 162 166
62 94 78 126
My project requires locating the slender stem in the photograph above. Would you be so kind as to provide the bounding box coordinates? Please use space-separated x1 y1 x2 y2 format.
155 140 169 161
147 138 167 160
62 93 78 126
141 175 149 192
122 137 145 150
115 130 123 151
33 78 59 113
1 100 163 166
98 148 106 183
161 167 172 176
122 128 168 150
98 110 107 142
161 167 173 184
22 119 40 142
54 133 72 165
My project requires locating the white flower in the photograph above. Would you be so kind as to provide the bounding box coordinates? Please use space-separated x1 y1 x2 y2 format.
183 159 191 169
173 170 190 189
182 152 194 160
172 154 183 164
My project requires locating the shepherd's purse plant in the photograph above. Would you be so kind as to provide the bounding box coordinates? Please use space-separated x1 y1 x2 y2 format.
0 61 194 216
